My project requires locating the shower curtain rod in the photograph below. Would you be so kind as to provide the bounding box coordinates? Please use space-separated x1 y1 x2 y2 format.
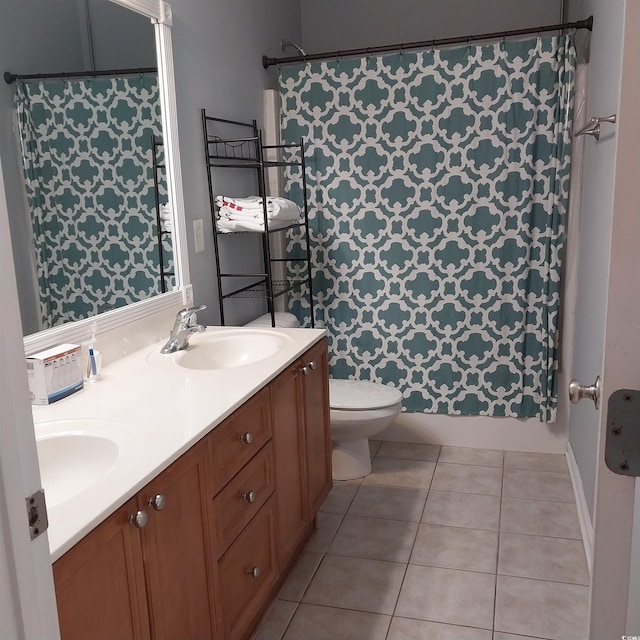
3 67 157 85
262 16 592 68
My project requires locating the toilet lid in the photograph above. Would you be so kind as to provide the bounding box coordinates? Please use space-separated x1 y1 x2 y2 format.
329 379 403 410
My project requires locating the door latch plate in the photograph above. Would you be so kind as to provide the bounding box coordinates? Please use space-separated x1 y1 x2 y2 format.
605 389 640 476
25 489 48 541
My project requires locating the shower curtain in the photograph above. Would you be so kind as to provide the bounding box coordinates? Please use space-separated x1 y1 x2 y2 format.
16 74 171 329
280 35 576 421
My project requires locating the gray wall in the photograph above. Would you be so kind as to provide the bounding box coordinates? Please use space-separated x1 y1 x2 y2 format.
300 0 562 53
169 0 301 326
87 0 156 69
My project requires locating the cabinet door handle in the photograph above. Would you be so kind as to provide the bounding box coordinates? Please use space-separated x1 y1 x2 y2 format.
240 432 254 444
247 566 261 579
242 490 257 503
129 510 148 528
300 360 317 375
148 494 167 511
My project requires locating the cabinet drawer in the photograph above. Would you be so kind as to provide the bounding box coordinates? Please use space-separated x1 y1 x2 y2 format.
217 498 278 640
211 442 275 554
209 386 271 489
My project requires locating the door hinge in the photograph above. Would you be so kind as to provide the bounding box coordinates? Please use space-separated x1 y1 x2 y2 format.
25 489 48 541
605 389 640 476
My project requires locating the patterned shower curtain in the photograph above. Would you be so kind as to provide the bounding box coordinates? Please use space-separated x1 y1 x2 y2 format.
280 35 575 421
16 74 171 329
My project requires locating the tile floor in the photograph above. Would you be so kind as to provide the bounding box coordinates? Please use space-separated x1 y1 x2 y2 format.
253 443 590 640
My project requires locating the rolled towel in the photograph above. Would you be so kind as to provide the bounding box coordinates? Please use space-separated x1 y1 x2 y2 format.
159 202 172 232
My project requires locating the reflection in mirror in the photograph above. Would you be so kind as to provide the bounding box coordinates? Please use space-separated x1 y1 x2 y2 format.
0 0 175 337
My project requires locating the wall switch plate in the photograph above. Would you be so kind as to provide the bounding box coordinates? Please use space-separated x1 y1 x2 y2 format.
193 219 205 253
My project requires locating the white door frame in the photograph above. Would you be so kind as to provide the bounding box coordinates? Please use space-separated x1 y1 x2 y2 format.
0 155 60 637
589 0 640 636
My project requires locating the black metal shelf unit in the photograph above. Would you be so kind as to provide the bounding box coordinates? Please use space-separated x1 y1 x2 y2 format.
201 109 314 327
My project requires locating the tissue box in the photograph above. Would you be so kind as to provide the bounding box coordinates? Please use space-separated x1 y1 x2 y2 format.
26 343 84 405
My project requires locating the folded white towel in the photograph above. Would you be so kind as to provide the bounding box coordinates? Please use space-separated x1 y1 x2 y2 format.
217 207 263 221
216 217 293 233
214 195 301 221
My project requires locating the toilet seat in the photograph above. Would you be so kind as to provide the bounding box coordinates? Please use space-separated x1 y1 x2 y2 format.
329 379 403 411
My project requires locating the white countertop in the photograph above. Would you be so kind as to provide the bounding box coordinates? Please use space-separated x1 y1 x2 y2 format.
32 326 326 561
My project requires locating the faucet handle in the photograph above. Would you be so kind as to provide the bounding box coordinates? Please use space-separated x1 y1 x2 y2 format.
176 304 206 323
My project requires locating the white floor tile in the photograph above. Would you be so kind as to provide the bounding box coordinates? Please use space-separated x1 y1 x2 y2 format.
279 551 324 602
253 600 297 640
303 554 406 615
377 441 440 461
254 443 590 640
503 468 574 502
349 484 428 522
387 616 492 639
423 490 500 530
282 604 390 640
495 575 590 640
411 523 498 573
439 445 504 467
329 515 418 562
363 457 436 489
498 532 589 585
501 496 582 538
395 565 495 629
431 462 503 495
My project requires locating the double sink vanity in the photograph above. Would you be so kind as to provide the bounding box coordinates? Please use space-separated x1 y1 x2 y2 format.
33 323 332 640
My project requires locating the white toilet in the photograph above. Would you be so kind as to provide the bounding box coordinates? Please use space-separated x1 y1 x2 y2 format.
329 379 403 480
245 313 403 480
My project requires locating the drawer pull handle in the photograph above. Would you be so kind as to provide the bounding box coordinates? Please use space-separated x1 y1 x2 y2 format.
242 490 257 503
301 360 317 375
148 494 167 511
240 432 254 444
247 566 261 579
129 510 148 529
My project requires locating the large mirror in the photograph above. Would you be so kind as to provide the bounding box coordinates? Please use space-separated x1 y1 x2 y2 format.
0 0 189 350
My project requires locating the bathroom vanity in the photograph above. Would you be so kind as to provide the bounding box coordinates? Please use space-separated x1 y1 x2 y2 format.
36 328 331 640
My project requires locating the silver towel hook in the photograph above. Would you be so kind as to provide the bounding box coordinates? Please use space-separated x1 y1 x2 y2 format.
575 114 617 140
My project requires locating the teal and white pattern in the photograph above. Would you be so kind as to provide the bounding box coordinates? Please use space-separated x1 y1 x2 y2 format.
280 36 575 421
16 75 172 329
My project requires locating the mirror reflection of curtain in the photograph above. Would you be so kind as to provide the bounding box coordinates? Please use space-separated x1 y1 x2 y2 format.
15 74 171 329
281 35 576 422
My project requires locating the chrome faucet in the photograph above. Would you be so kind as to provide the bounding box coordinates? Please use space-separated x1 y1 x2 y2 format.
160 305 207 354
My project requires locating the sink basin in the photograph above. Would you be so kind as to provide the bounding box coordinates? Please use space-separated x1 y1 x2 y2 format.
35 419 139 509
147 329 292 371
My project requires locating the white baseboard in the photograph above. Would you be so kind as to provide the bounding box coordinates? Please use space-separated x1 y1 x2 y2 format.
566 442 594 577
378 412 568 453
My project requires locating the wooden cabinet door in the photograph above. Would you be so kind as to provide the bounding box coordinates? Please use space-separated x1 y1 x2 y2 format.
216 498 278 640
302 339 332 514
138 439 217 640
53 497 150 640
271 360 307 566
